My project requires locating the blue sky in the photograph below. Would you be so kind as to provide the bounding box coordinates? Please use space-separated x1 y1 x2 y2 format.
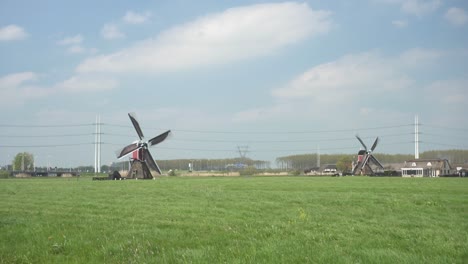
1 0 467 168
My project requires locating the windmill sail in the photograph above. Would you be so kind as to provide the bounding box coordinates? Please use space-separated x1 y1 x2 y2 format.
116 113 171 179
352 135 384 175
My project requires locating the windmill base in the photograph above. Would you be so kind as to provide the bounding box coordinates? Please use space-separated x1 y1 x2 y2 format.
128 160 154 179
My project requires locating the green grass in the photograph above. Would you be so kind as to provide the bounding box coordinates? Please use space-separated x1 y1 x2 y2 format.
0 176 467 263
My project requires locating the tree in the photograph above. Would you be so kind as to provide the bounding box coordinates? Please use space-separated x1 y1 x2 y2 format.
101 165 110 173
336 156 353 173
13 152 34 171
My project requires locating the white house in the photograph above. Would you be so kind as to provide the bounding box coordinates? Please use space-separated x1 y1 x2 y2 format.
401 159 452 177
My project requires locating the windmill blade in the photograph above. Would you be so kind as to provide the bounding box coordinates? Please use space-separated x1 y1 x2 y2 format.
355 135 368 150
142 149 162 175
352 161 362 174
353 153 369 175
128 112 145 140
361 153 371 168
365 163 374 175
148 130 171 147
370 137 379 152
116 143 141 159
369 155 384 170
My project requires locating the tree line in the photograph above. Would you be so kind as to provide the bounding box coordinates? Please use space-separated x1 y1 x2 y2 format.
3 149 468 173
110 157 270 172
276 149 468 171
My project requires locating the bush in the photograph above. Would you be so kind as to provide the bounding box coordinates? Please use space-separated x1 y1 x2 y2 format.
0 170 10 178
239 166 258 176
291 170 301 176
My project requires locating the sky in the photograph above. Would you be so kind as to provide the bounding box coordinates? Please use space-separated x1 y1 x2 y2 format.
1 0 467 169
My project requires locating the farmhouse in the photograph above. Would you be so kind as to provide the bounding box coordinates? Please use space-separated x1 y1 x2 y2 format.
401 159 452 177
322 164 338 175
304 167 320 175
458 169 467 177
304 165 338 175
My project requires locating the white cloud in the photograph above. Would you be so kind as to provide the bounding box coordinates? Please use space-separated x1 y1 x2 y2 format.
67 45 85 54
0 71 118 107
57 34 93 54
55 75 118 93
235 48 456 124
398 48 443 67
445 7 468 26
401 0 441 16
0 72 45 106
77 2 332 73
101 24 125 39
0 24 28 41
0 72 37 88
392 19 408 27
375 0 441 16
123 11 151 24
57 34 83 45
425 79 468 104
272 51 411 102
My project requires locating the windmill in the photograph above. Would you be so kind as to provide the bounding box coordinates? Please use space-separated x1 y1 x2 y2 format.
116 113 171 179
352 135 384 175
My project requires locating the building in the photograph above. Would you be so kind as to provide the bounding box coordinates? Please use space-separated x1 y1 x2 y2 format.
304 165 338 176
401 159 452 177
458 169 467 177
322 164 338 175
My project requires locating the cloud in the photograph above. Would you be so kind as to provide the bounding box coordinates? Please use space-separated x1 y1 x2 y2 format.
123 11 151 24
0 24 28 41
67 45 86 54
400 0 441 16
425 79 468 104
77 2 332 73
375 0 441 16
101 23 125 39
100 10 151 41
392 19 408 27
398 48 443 67
272 51 412 102
0 72 45 106
57 34 83 45
236 48 455 124
57 34 93 54
445 7 468 26
0 72 37 88
0 71 118 107
55 75 118 93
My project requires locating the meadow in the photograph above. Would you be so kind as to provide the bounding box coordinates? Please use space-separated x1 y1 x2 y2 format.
0 176 467 263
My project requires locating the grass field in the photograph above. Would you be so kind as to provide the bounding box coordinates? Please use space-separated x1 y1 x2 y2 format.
0 176 467 263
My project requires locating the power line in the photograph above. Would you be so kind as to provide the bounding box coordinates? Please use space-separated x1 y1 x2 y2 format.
0 132 414 142
169 133 412 144
1 120 466 155
0 134 93 138
424 142 468 148
0 143 94 148
423 133 468 141
129 141 411 153
0 124 93 128
422 124 468 132
172 124 413 134
101 123 414 134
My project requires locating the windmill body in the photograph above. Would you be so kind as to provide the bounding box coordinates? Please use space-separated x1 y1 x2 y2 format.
352 135 384 175
128 148 150 179
117 113 171 179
